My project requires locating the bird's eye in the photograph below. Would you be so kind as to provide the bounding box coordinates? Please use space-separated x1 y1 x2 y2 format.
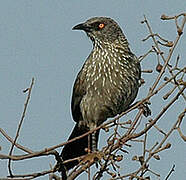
98 23 105 29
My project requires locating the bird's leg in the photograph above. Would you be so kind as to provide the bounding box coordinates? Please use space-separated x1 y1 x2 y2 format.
88 134 91 151
89 124 98 152
92 131 97 152
88 134 91 180
91 131 101 168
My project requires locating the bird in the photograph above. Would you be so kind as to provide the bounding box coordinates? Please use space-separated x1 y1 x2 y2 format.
59 17 141 174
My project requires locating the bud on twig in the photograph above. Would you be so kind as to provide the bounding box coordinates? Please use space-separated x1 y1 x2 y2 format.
156 64 163 73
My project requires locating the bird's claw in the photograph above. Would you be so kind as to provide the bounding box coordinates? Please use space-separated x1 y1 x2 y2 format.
139 102 151 117
80 151 104 165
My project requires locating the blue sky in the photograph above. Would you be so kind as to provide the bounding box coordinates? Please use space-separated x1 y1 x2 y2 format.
0 1 185 179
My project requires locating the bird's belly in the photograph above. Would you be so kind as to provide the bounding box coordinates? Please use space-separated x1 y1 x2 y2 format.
80 76 139 127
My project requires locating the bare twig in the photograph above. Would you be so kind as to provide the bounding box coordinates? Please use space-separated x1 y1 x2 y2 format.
164 164 175 180
143 14 186 100
0 128 33 154
176 109 186 142
8 78 35 177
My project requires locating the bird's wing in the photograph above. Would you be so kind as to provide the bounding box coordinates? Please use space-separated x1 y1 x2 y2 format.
71 70 86 122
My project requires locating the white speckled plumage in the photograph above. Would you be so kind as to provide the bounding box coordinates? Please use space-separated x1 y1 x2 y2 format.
61 17 141 172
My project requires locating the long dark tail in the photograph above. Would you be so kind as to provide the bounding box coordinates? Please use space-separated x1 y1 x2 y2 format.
59 123 99 171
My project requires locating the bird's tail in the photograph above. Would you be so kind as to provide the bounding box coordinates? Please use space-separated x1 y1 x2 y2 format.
59 123 99 172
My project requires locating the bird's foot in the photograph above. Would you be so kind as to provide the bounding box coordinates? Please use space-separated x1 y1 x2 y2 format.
138 102 151 117
80 151 104 166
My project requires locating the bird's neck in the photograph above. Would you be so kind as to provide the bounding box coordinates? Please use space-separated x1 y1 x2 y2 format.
93 38 130 54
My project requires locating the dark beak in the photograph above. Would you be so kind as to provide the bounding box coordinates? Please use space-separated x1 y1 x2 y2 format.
72 23 91 32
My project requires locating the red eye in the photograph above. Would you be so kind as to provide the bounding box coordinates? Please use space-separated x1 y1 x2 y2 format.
99 23 105 29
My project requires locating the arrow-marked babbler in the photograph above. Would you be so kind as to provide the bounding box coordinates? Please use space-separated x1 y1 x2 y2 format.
60 17 141 172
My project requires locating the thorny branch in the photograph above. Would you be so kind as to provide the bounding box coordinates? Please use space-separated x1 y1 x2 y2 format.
0 13 185 180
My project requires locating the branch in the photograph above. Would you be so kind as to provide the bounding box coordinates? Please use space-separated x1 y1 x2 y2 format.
8 78 35 177
0 128 33 154
165 164 175 180
176 109 186 142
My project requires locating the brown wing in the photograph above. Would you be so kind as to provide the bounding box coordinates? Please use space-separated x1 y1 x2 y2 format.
71 70 86 122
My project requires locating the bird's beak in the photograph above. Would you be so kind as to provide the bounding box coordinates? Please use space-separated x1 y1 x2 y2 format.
72 23 91 32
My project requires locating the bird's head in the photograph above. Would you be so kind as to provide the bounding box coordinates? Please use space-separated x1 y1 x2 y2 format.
72 17 125 44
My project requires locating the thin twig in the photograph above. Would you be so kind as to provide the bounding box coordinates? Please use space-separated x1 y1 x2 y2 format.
143 15 186 100
164 164 175 180
8 78 34 177
0 128 33 154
